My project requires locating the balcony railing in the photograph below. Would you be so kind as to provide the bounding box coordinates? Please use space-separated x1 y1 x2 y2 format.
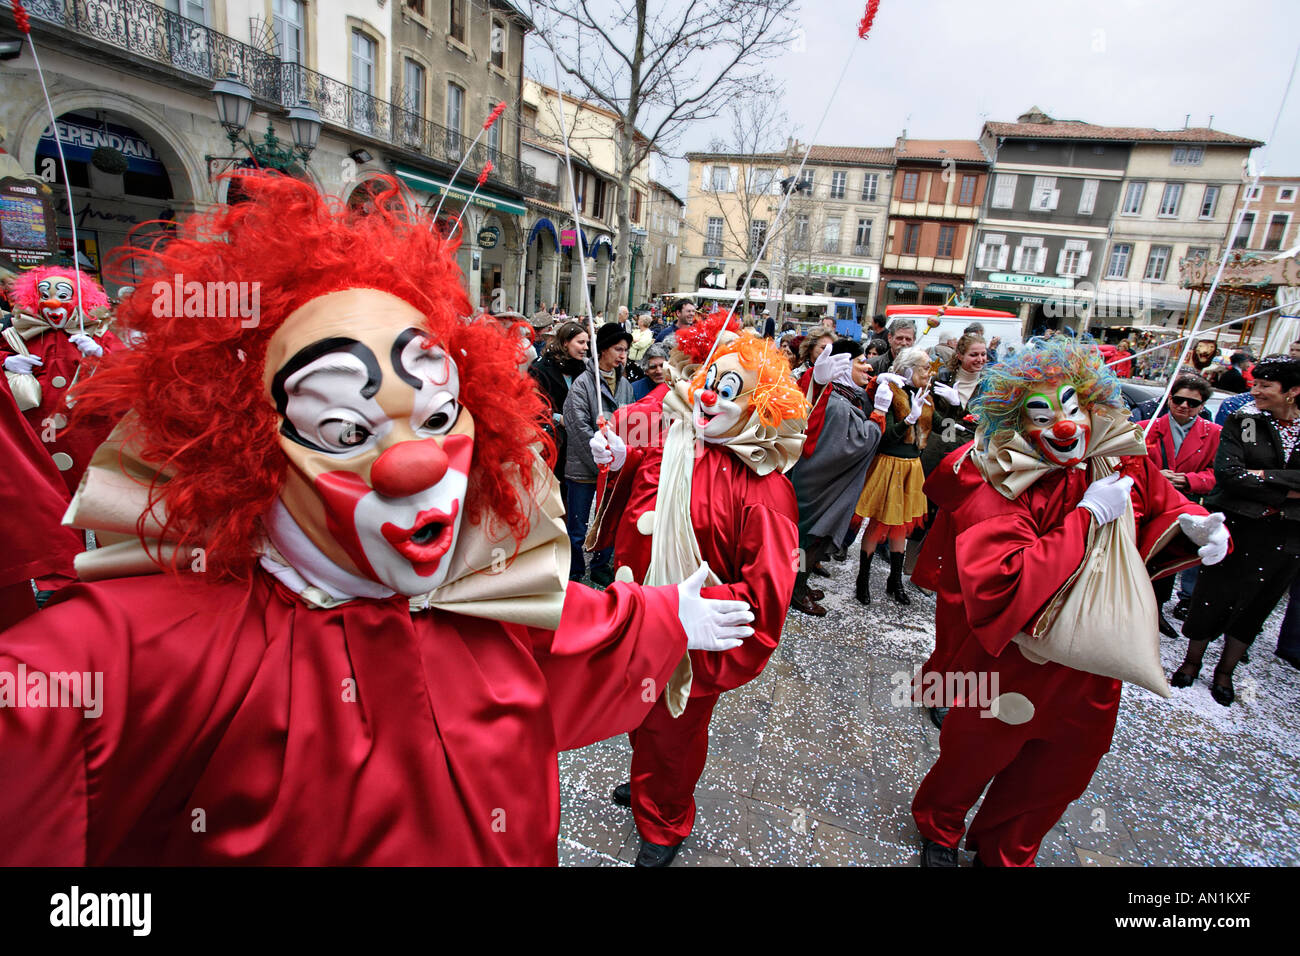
703 240 723 257
852 243 870 257
27 0 534 193
821 241 840 255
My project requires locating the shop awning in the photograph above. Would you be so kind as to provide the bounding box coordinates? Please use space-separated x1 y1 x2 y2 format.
394 165 527 216
886 280 918 291
924 283 956 295
528 217 559 247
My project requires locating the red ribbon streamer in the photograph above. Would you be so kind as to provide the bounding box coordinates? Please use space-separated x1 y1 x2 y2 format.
482 101 507 130
12 0 32 33
858 0 880 39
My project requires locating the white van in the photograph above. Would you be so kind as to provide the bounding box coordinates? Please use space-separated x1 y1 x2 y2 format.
882 306 1024 358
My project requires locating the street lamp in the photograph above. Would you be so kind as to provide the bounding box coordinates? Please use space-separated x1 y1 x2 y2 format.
206 73 322 178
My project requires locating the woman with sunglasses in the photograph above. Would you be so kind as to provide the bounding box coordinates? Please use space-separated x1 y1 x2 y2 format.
1138 374 1222 637
1172 355 1300 705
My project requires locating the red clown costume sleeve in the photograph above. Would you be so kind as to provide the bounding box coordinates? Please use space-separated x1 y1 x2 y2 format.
530 581 687 752
951 474 1095 658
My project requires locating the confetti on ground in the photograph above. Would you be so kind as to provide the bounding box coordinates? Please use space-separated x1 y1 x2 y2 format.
559 545 1300 866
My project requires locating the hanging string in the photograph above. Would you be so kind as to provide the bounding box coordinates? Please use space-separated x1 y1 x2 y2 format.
9 0 86 333
1142 41 1300 439
698 3 883 378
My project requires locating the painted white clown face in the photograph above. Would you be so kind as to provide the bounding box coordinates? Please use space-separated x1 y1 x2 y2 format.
265 289 475 596
692 352 756 443
36 277 78 329
1022 383 1091 467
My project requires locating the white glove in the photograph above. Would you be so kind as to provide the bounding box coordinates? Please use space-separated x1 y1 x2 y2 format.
873 373 904 413
1076 474 1134 526
904 387 930 425
813 345 848 386
1178 512 1230 566
68 333 103 358
677 563 755 652
931 381 961 405
589 427 627 471
3 353 42 374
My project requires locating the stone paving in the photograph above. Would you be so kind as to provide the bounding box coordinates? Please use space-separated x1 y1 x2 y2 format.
557 550 1300 866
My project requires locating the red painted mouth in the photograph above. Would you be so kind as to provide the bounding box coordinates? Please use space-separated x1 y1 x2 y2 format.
381 500 459 576
41 306 68 327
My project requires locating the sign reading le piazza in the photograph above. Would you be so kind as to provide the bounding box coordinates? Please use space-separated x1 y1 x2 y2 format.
988 273 1075 289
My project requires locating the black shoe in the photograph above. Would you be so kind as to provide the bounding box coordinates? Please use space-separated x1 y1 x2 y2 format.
589 565 616 588
790 591 827 616
928 706 948 730
634 839 679 867
612 782 631 807
1171 598 1190 621
806 587 825 601
1158 614 1177 638
1210 669 1235 707
855 552 873 606
831 544 848 561
920 838 958 868
809 561 831 578
1170 663 1200 688
1275 649 1300 671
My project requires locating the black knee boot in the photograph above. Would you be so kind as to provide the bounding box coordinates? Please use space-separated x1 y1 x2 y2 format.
885 552 912 605
855 550 873 605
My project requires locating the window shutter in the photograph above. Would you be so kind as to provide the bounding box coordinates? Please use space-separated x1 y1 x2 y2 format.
1048 189 1060 210
997 245 1009 269
701 165 710 190
730 166 739 192
1012 246 1024 271
1035 247 1048 273
1078 249 1092 275
1056 249 1068 274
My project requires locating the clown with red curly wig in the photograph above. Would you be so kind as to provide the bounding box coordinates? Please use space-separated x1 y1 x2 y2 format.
0 173 758 866
585 307 809 866
3 265 121 493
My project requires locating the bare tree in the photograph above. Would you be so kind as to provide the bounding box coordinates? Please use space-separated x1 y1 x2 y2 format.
525 0 799 312
687 95 797 319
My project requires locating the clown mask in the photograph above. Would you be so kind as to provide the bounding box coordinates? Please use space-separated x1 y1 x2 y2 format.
692 353 756 443
1022 383 1091 467
36 275 79 329
265 288 474 596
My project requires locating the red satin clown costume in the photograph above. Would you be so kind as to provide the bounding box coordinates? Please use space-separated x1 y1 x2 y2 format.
2 265 122 493
910 339 1211 866
592 317 808 850
0 174 754 865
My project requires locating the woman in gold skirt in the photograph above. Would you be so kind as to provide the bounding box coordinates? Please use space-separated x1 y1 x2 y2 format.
855 346 933 605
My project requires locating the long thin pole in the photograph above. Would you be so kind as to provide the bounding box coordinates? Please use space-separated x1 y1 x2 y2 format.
1142 41 1300 439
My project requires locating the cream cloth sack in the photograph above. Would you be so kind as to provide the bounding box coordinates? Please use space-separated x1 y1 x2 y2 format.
645 414 722 717
3 326 41 411
1013 455 1172 697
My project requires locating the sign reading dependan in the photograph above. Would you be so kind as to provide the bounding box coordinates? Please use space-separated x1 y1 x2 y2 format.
791 261 877 281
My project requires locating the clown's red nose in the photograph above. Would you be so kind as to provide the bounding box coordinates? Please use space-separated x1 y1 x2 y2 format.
369 439 449 498
701 389 718 407
1052 420 1077 440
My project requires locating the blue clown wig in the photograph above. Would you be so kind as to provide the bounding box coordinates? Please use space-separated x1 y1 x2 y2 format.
969 336 1124 445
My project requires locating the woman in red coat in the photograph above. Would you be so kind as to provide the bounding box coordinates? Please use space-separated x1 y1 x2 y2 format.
1138 373 1221 635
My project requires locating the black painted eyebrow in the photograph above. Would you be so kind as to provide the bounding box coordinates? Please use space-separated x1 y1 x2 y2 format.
391 327 427 391
270 337 382 452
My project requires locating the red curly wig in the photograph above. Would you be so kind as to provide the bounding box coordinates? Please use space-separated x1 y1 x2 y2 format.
673 308 741 366
9 265 110 315
77 172 550 580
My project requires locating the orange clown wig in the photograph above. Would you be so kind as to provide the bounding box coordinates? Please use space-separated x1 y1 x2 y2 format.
77 172 549 580
680 311 809 429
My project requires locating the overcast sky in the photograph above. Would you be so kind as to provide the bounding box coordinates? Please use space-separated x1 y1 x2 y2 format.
528 0 1300 196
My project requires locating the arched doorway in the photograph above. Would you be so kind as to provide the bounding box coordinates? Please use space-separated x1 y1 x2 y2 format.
525 217 560 312
33 110 183 297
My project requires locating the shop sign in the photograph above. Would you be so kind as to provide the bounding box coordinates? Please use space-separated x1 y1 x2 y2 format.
478 226 500 249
